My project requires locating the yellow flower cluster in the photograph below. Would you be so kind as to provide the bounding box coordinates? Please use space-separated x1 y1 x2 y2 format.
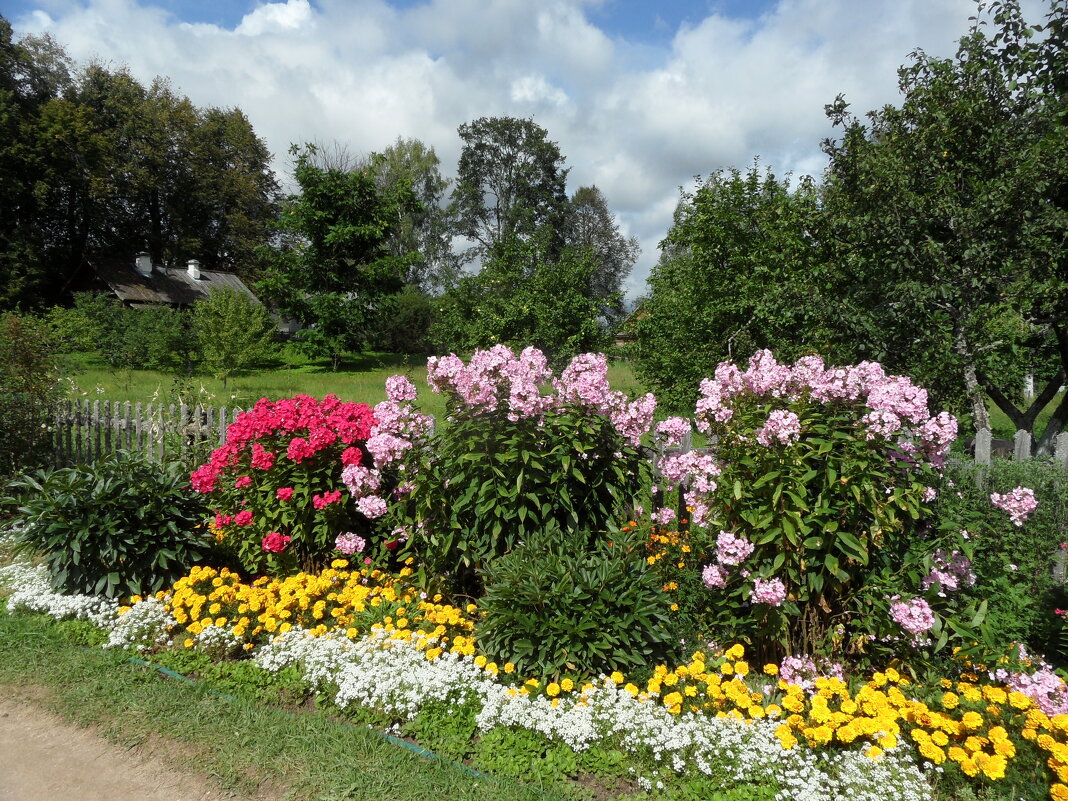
161 562 476 651
1020 706 1068 800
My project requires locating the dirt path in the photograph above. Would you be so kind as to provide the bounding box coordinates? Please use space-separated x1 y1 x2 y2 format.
0 691 238 801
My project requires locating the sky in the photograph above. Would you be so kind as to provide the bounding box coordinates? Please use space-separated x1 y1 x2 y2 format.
3 0 1050 298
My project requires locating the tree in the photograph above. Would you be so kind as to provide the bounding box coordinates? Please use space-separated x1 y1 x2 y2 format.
451 116 569 259
258 144 413 369
365 137 457 294
432 234 609 360
563 185 639 328
633 163 831 409
820 0 1067 449
193 287 278 387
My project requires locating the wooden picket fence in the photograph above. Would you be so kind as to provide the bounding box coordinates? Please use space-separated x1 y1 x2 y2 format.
52 399 241 467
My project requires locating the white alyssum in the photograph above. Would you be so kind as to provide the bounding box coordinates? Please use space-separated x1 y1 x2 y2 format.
106 594 175 650
0 562 118 628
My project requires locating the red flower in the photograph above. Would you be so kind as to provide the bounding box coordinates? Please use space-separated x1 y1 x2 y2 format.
234 475 252 489
276 487 294 501
214 512 233 528
262 532 292 553
384 539 400 551
341 447 362 466
234 509 253 526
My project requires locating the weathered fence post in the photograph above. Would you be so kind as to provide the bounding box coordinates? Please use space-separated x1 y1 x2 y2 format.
1013 429 1032 462
1056 432 1068 470
974 429 992 465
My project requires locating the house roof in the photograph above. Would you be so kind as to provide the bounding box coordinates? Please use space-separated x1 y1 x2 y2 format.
94 261 261 306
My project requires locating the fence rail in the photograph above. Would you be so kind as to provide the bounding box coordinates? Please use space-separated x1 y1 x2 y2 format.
52 399 241 466
51 400 1068 471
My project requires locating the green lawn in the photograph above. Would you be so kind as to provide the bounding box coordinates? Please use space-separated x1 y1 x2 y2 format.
61 347 648 420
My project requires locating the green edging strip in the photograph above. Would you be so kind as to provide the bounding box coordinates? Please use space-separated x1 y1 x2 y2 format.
0 609 572 801
126 655 499 783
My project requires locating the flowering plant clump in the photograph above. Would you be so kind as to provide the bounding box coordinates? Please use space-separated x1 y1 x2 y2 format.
647 350 984 668
388 346 655 595
990 486 1039 527
190 394 386 574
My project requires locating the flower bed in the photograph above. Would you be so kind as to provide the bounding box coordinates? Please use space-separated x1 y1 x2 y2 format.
3 346 1067 800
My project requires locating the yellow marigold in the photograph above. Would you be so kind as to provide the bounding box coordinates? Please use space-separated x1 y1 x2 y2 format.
1052 784 1068 801
941 692 960 710
1008 691 1031 710
865 746 883 760
726 644 745 659
546 683 561 698
624 683 640 697
948 746 968 763
560 677 574 692
504 662 515 674
610 671 625 685
763 663 779 675
961 711 984 731
734 661 749 676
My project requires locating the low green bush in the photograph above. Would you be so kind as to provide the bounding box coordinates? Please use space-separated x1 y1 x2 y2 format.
934 458 1068 662
9 453 218 598
476 527 678 680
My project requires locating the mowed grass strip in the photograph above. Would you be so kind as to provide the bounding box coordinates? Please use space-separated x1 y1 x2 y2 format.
0 608 559 801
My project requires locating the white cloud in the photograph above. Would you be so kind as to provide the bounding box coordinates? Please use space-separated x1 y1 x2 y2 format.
10 0 996 296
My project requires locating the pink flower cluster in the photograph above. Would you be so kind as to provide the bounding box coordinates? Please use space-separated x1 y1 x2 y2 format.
425 347 657 446
716 530 755 565
191 395 374 494
990 486 1038 527
888 595 936 637
750 577 787 606
920 548 976 596
655 416 692 447
261 532 291 553
690 350 957 468
702 563 729 589
990 647 1068 716
755 409 801 447
651 507 676 526
779 655 845 691
335 532 366 555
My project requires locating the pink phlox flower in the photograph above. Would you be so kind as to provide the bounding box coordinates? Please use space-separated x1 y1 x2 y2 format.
357 495 388 519
990 486 1038 527
554 353 617 414
234 509 253 526
755 409 801 447
716 530 754 566
610 393 657 446
341 446 363 466
921 549 975 596
656 417 692 447
742 349 792 397
214 512 233 528
385 375 419 403
888 595 936 637
261 532 291 553
250 443 276 470
861 410 902 440
366 433 412 467
286 437 316 463
702 563 729 589
234 475 252 489
312 490 342 510
335 532 366 555
651 507 676 526
750 577 787 606
275 487 294 501
341 464 382 498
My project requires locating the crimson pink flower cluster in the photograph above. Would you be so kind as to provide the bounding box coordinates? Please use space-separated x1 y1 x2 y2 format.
191 394 374 494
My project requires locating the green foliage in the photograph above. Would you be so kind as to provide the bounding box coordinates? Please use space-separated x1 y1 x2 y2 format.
634 164 832 410
451 116 569 257
820 0 1068 438
371 284 437 355
472 726 578 787
8 453 216 598
0 312 63 477
192 286 278 386
259 143 412 369
476 529 678 679
402 698 479 761
398 394 650 595
933 458 1068 661
432 237 611 361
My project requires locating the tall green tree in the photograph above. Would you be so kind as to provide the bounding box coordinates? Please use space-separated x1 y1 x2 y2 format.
633 163 831 409
564 185 639 328
451 116 569 259
820 0 1067 448
259 144 414 369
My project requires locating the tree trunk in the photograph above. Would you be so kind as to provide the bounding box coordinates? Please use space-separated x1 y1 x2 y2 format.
954 327 989 433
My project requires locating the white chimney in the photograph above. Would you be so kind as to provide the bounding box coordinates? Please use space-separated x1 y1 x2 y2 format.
135 252 152 277
187 259 201 280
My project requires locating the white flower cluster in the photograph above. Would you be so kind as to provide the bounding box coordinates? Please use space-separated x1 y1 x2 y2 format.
0 562 118 628
106 595 175 650
253 627 935 800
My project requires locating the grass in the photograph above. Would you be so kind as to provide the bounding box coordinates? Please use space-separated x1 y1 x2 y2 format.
60 346 648 420
987 391 1065 441
0 606 567 801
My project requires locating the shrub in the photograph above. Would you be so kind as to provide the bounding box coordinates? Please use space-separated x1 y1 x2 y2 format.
8 453 216 598
651 350 986 670
934 458 1068 662
192 287 279 387
0 313 64 478
385 347 655 595
476 526 679 679
190 394 388 574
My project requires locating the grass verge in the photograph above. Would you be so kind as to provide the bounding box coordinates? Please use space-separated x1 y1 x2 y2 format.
0 607 561 801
